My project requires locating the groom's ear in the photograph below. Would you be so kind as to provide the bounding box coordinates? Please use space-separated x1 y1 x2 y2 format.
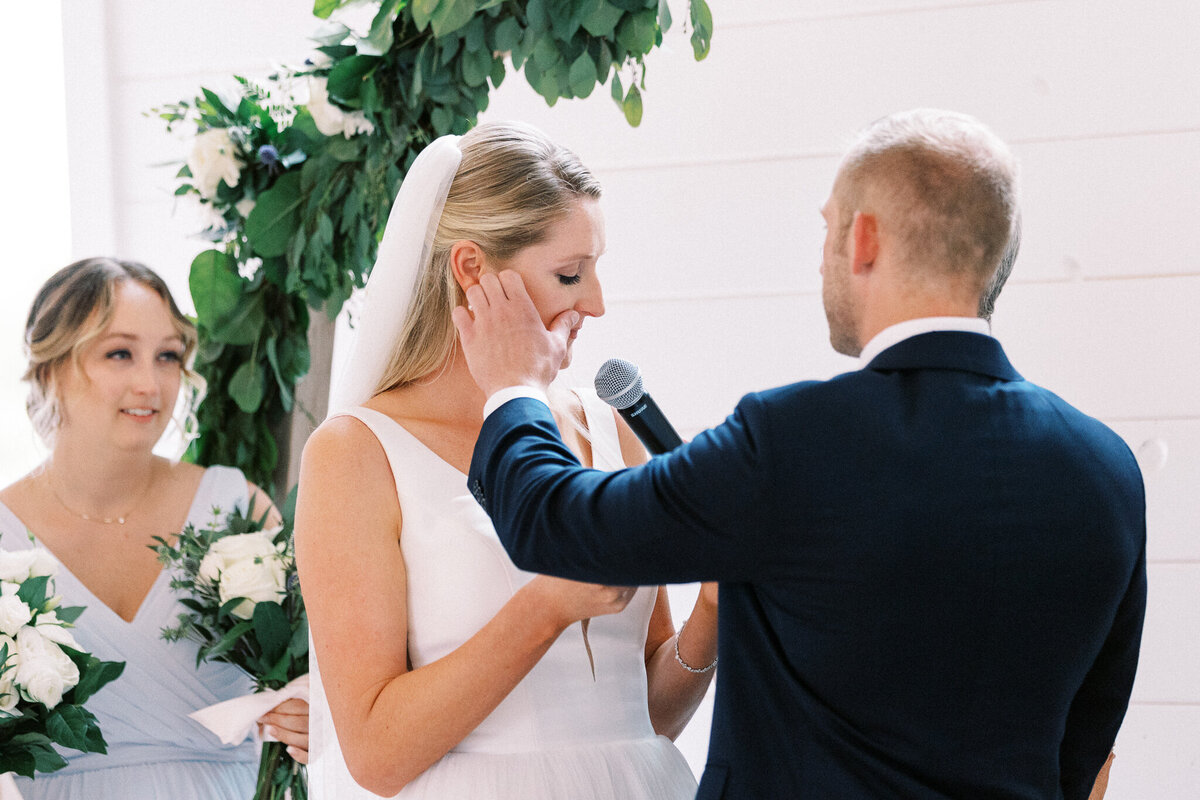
450 240 487 290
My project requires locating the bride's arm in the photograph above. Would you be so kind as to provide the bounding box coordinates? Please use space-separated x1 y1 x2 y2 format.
610 414 719 740
295 417 631 796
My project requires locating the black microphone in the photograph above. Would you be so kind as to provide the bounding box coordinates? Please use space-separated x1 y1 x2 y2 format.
594 358 683 455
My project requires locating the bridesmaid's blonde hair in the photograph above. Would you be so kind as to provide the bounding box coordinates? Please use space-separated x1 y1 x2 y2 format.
374 122 602 395
23 257 205 444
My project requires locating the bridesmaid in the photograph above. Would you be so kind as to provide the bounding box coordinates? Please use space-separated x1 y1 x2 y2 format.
0 258 307 799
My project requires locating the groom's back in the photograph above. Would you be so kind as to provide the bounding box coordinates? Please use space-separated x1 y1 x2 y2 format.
700 335 1146 799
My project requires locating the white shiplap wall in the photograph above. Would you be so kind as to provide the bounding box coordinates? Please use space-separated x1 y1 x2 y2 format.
54 0 1200 794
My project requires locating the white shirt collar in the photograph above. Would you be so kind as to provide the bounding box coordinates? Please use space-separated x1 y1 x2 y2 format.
857 316 992 369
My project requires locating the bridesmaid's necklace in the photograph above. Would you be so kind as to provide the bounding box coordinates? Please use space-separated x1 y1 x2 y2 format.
42 469 152 526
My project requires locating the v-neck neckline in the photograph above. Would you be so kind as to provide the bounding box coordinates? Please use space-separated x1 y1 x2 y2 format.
0 468 216 626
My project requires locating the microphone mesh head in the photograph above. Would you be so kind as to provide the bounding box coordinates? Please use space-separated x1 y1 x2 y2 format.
594 358 643 410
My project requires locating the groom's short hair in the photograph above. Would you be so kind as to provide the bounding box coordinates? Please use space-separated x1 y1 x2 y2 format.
836 109 1019 293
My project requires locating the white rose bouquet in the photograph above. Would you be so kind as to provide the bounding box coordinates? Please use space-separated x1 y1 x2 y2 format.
0 547 124 780
152 500 307 800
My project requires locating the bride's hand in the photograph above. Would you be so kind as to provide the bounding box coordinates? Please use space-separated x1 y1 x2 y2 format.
526 575 636 630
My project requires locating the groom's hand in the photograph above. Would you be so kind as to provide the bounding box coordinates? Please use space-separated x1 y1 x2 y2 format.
452 270 580 398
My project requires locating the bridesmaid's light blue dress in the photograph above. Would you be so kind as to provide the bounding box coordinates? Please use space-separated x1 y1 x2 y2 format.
0 466 258 799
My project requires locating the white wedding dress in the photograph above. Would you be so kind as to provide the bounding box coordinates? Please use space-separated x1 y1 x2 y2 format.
308 390 698 799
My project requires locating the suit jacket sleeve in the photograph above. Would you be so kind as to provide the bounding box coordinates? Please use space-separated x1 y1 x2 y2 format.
1058 482 1148 800
468 395 777 585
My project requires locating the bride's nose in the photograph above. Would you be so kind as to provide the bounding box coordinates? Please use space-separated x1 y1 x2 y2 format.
577 275 605 319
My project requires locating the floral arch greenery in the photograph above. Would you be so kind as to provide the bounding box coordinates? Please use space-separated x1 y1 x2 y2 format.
158 0 713 492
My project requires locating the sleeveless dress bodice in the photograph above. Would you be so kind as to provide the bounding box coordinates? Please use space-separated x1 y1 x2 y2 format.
0 466 258 800
308 390 697 799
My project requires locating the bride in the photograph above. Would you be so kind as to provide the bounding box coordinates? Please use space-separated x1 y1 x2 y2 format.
294 122 719 798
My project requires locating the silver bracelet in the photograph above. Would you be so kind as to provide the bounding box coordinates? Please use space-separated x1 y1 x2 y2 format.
674 617 717 674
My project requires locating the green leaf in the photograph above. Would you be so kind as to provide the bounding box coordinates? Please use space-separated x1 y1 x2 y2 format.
461 45 492 87
532 34 561 69
623 84 643 126
209 291 266 346
229 360 266 414
245 171 303 258
431 105 454 135
610 72 624 106
568 52 597 98
200 88 235 119
489 54 507 88
16 575 50 611
411 0 442 31
325 136 363 162
492 16 522 51
253 600 291 663
358 0 405 56
616 8 657 55
310 21 350 46
657 0 672 33
525 0 549 34
55 605 86 624
189 251 241 322
581 0 624 37
689 0 713 60
46 705 99 752
327 55 379 104
66 651 124 706
312 0 343 19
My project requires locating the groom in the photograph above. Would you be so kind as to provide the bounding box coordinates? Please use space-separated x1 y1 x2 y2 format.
453 109 1146 799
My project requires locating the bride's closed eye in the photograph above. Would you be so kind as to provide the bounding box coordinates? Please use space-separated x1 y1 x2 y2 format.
557 273 582 286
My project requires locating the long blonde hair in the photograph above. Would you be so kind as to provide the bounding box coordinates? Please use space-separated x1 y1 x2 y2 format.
374 122 602 395
23 257 205 445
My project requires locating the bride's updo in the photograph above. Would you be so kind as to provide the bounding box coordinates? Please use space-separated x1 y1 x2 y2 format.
374 122 602 394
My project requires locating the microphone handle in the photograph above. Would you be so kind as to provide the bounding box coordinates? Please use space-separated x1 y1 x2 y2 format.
616 393 684 455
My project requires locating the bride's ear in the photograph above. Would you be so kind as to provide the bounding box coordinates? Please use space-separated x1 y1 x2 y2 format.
449 240 487 291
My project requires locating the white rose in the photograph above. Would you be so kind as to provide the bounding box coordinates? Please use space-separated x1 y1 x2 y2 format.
0 593 33 637
14 627 79 709
197 531 279 584
217 556 286 619
34 610 80 651
0 550 39 582
306 77 374 139
187 128 244 199
28 549 58 580
198 532 288 619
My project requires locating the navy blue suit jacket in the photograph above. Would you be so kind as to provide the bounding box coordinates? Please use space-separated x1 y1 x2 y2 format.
468 332 1146 799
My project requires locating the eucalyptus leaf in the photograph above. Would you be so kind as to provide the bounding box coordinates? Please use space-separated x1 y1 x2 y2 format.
229 361 266 414
189 251 242 322
568 52 597 98
623 84 643 126
582 0 624 37
656 0 671 33
411 0 442 31
493 16 522 51
690 0 713 60
616 8 657 55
